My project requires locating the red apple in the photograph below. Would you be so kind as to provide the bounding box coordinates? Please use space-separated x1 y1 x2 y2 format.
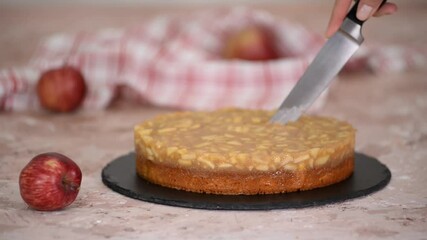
37 66 87 113
19 152 82 211
223 26 280 61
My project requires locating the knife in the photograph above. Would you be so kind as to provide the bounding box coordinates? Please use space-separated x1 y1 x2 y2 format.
271 0 386 124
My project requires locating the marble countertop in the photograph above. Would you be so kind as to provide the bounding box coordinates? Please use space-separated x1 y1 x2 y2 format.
1 1 426 239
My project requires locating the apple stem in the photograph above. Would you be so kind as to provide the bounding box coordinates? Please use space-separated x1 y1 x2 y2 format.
62 176 79 192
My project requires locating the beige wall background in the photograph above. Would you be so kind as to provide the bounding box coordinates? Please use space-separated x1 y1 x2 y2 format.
3 0 420 6
0 0 318 5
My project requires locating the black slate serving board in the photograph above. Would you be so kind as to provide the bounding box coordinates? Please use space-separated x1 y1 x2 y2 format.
102 152 391 210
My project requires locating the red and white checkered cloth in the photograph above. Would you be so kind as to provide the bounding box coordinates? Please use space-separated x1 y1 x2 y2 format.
0 7 425 112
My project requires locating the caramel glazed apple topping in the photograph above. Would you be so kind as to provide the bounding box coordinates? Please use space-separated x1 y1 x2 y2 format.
134 108 356 173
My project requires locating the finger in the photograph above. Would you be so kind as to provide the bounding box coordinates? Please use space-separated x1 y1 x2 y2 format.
325 0 353 38
356 0 386 21
373 2 398 17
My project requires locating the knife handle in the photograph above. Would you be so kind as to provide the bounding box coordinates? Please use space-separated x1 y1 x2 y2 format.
347 0 387 26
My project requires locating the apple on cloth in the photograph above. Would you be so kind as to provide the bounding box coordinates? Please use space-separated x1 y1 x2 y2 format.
37 66 87 113
19 152 82 211
223 25 280 61
0 7 424 112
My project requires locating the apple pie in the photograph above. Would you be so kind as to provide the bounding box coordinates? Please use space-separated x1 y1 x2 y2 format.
134 108 355 195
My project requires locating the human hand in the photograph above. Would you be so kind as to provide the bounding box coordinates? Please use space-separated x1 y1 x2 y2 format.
326 0 397 38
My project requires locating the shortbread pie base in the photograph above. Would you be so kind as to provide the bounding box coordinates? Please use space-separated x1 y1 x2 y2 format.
136 155 354 195
134 108 356 195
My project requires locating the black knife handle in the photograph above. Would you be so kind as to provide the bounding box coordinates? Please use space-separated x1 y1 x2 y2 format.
347 0 387 26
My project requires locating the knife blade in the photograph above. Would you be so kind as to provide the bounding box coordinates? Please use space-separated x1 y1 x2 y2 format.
270 0 386 124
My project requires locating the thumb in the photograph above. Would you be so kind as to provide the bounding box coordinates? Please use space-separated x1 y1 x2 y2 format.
356 0 385 21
